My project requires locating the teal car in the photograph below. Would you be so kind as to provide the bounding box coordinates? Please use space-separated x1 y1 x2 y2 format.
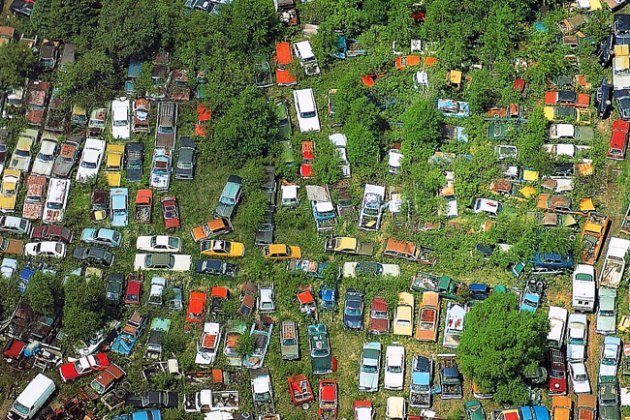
358 341 381 392
80 228 122 248
464 400 485 420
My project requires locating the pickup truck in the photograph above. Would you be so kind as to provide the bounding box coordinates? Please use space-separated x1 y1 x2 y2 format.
215 175 242 219
438 354 463 399
410 272 465 300
324 236 374 256
600 237 630 289
280 320 299 360
409 355 432 408
306 185 336 232
443 303 468 348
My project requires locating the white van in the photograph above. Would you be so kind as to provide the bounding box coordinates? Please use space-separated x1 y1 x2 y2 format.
9 374 56 419
293 88 320 133
42 178 71 224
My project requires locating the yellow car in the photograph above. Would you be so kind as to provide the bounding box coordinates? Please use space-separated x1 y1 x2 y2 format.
104 143 125 186
0 169 21 212
393 292 414 336
200 240 245 258
262 244 301 260
618 315 630 333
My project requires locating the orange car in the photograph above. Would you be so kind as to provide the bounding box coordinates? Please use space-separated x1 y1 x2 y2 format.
275 42 297 86
195 103 211 137
185 291 207 326
415 291 439 341
395 55 421 70
191 218 234 243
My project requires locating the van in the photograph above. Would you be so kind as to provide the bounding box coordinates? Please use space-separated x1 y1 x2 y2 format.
293 88 320 133
42 178 71 224
9 373 56 419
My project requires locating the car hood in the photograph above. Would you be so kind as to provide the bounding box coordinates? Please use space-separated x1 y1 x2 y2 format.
385 370 404 387
597 315 616 333
255 229 273 245
111 214 128 227
32 161 52 176
359 371 378 390
567 343 585 361
370 318 389 332
126 166 142 182
59 363 79 381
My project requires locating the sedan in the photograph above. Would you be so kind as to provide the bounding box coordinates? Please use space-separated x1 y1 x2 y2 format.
568 361 591 394
52 140 80 178
262 243 301 260
599 336 621 380
384 345 405 391
548 348 567 395
76 138 105 183
31 225 73 244
59 353 110 382
200 240 245 258
343 289 365 330
136 235 181 253
175 137 196 179
31 138 57 176
80 228 121 248
73 246 114 266
358 342 381 392
567 313 587 362
134 253 191 271
24 241 66 258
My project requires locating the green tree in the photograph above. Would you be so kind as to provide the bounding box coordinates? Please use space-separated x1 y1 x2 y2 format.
32 0 101 45
24 273 61 316
63 275 106 341
56 50 117 105
229 0 279 53
400 99 442 164
459 292 549 405
236 330 256 356
212 86 278 166
0 43 37 89
313 138 343 185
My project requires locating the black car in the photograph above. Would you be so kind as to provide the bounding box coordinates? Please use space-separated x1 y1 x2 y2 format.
554 162 574 177
73 246 115 266
254 211 274 246
261 165 277 208
125 142 144 182
614 14 630 44
343 288 365 330
127 390 179 409
195 259 238 276
598 34 614 68
175 137 196 180
614 89 630 120
10 0 33 17
106 273 125 303
596 77 612 119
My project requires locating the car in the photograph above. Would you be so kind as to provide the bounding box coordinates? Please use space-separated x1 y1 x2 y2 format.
548 348 567 395
354 400 374 419
125 142 144 182
0 236 23 256
24 241 66 258
52 140 80 178
0 216 32 236
134 253 191 271
343 289 365 330
104 144 125 186
195 259 238 277
293 88 320 133
111 98 130 140
175 137 196 180
569 361 591 394
384 344 405 390
59 353 110 382
10 0 33 16
262 243 301 260
195 103 211 137
598 380 620 420
608 120 629 160
567 313 588 362
255 211 275 246
149 148 172 191
0 256 17 279
200 240 245 258
125 274 143 305
393 292 414 336
368 297 389 334
127 391 179 410
136 236 181 253
275 101 292 140
596 77 612 119
106 273 125 303
358 342 381 392
31 137 58 176
80 228 122 248
473 198 502 217
8 129 37 172
42 178 70 224
190 218 233 242
596 287 617 334
31 225 73 244
109 188 128 227
0 169 21 213
73 246 115 266
342 261 401 278
76 138 105 183
599 336 621 379
387 148 403 174
155 102 177 149
465 400 485 420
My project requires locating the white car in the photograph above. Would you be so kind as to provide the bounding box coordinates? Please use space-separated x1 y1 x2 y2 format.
543 144 591 159
31 137 58 176
42 178 70 224
111 98 130 140
329 134 351 178
599 336 621 379
1 257 17 279
24 241 67 259
136 235 182 253
342 262 400 278
473 198 502 217
388 149 403 174
76 138 105 183
134 253 192 271
293 88 320 133
257 284 275 313
568 361 591 394
384 345 405 391
567 313 588 362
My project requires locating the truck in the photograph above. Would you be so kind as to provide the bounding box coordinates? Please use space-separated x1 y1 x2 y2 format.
306 185 336 232
215 175 243 219
358 184 386 231
580 213 610 265
572 264 596 312
324 236 374 256
599 237 630 289
438 354 463 400
111 311 147 356
547 306 568 349
607 120 629 160
251 368 275 416
410 272 465 300
280 321 299 360
8 373 56 420
409 355 432 408
443 303 468 349
134 189 153 224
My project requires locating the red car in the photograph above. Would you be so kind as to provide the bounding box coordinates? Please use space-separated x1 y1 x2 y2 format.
368 297 390 334
124 273 143 305
161 196 181 229
300 141 314 178
608 119 629 160
354 400 374 419
275 42 297 86
548 348 567 395
195 103 211 137
59 353 110 382
31 224 73 244
544 91 590 108
318 380 338 419
185 291 207 327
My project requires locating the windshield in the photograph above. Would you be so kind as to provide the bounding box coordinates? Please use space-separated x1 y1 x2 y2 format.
47 202 62 210
82 161 97 169
12 401 29 415
300 111 316 119
159 126 174 134
362 364 377 373
38 153 53 161
388 365 402 373
15 150 29 158
113 119 127 127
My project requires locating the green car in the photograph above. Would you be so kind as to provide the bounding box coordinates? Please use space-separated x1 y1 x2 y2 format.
464 400 485 420
275 101 292 140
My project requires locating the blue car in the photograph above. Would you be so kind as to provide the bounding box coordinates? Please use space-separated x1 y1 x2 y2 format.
110 188 129 227
343 289 365 330
112 409 162 420
319 284 338 310
80 228 122 248
469 283 490 301
531 252 574 272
